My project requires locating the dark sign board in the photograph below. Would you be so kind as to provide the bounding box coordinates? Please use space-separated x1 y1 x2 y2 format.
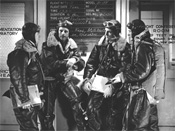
47 0 115 52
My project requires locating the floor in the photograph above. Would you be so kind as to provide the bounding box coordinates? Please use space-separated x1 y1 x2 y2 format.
159 126 175 131
0 125 175 131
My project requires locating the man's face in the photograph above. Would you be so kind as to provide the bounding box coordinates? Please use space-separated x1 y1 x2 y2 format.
35 31 40 46
58 27 69 41
105 28 117 41
131 29 139 38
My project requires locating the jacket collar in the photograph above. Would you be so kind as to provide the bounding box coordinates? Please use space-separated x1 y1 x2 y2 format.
98 35 127 51
47 30 77 54
134 29 151 41
134 29 152 48
15 39 38 53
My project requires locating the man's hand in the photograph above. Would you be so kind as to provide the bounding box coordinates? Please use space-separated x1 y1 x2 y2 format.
67 58 77 67
22 91 44 111
103 85 113 98
22 101 33 111
110 74 121 84
81 79 92 95
72 64 78 70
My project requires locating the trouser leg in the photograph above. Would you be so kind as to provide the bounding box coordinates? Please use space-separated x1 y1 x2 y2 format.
13 107 39 131
61 80 86 131
149 104 159 131
57 85 77 131
86 90 104 131
106 88 129 131
127 89 150 131
39 80 57 131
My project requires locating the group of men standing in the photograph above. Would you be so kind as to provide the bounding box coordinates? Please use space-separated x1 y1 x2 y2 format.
7 18 166 131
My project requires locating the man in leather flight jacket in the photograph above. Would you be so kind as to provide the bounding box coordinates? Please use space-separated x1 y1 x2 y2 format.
7 23 45 131
40 20 87 131
82 20 132 130
111 19 166 131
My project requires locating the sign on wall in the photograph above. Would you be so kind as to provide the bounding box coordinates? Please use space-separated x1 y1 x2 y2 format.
0 3 24 78
141 11 175 69
47 0 115 52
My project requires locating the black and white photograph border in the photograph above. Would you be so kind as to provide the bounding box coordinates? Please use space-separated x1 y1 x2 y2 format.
0 0 175 131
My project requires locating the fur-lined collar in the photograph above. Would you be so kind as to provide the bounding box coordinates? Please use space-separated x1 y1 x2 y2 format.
134 29 151 48
98 35 127 51
15 39 37 53
134 29 150 41
47 30 77 54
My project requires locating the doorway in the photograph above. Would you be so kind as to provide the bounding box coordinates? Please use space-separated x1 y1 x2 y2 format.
140 1 175 128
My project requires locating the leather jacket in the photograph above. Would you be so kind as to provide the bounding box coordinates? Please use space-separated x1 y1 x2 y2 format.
41 31 85 81
121 30 155 83
7 39 44 104
83 35 131 79
122 30 165 98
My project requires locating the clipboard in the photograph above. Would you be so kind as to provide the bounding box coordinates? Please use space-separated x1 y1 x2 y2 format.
10 85 42 108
